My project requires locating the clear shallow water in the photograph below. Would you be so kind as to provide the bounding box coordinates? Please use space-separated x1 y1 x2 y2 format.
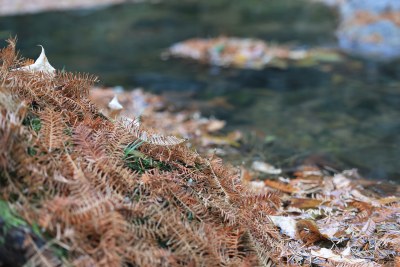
1 0 399 182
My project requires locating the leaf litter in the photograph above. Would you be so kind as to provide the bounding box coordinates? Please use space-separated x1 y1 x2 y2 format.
245 165 400 266
164 36 343 70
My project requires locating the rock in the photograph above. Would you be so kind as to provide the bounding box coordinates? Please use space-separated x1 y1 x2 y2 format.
337 0 400 60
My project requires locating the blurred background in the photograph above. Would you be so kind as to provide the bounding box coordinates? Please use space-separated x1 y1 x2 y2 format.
1 0 399 182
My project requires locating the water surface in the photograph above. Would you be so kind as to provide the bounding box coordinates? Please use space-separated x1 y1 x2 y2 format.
1 0 399 182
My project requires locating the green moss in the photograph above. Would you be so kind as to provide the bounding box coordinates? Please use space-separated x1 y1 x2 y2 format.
22 114 41 133
0 200 28 244
0 201 27 230
27 147 37 156
123 140 172 173
125 156 172 174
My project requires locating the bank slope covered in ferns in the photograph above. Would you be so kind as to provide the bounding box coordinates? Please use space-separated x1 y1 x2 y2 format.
0 39 281 266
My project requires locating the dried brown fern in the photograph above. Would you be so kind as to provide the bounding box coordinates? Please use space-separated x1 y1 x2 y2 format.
39 108 65 152
0 39 282 267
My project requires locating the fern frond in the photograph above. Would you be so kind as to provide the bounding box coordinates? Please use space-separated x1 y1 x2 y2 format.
73 124 106 163
241 192 281 215
1 39 290 267
119 118 186 146
39 108 65 152
0 37 21 72
55 71 98 98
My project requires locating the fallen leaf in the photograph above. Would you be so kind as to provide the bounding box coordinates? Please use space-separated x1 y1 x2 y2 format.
311 248 367 264
296 219 329 245
351 190 381 207
205 119 225 132
108 95 123 110
320 225 340 239
361 218 376 237
264 180 296 193
293 165 323 178
252 161 281 175
289 198 324 209
332 173 352 189
270 216 297 239
14 45 56 75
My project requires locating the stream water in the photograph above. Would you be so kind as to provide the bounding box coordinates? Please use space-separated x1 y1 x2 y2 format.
1 0 399 182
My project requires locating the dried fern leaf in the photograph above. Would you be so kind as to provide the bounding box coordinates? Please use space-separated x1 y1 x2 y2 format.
119 118 186 146
73 124 106 163
39 108 65 152
55 72 98 98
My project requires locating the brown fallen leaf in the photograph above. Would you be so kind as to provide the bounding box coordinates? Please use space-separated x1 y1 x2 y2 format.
350 201 374 213
289 198 325 209
264 180 297 193
296 219 329 245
